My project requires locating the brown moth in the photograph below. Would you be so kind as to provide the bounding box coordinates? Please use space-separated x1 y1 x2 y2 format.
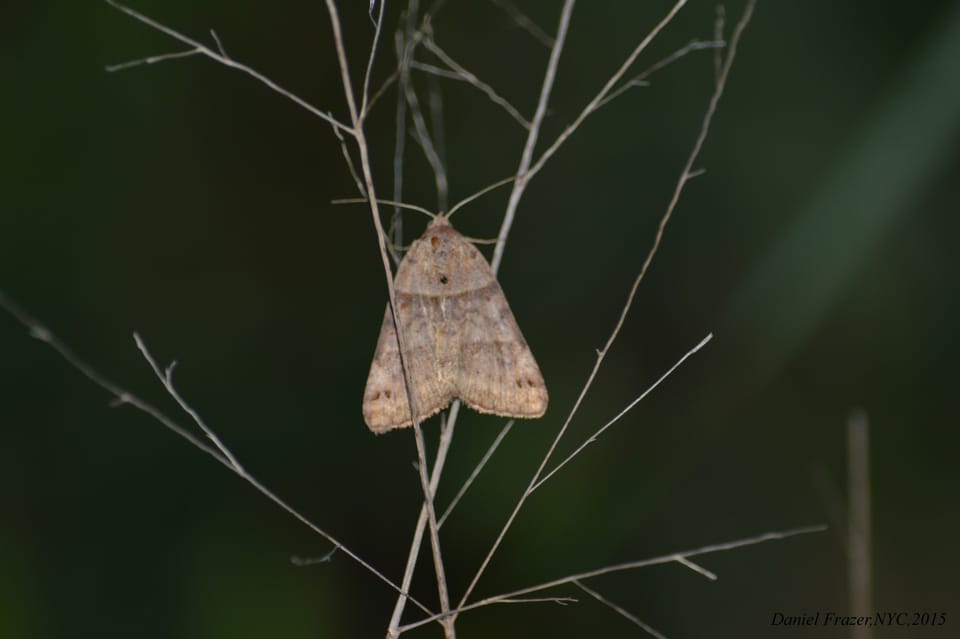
363 216 548 433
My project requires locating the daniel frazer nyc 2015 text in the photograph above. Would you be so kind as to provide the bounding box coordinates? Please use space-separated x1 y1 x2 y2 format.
771 611 947 628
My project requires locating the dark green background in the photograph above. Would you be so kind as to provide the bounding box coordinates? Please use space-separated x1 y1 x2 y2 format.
3 1 958 637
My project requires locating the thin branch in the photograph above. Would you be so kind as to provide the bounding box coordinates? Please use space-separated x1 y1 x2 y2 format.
410 61 463 80
402 524 828 632
674 556 717 581
489 0 555 48
133 333 244 472
360 0 387 120
105 47 201 72
456 1 576 612
489 0 575 274
427 69 447 198
387 402 460 636
290 546 338 566
319 0 453 633
367 65 401 114
104 0 352 136
523 0 689 185
390 20 415 270
0 293 225 464
532 334 712 492
713 6 726 84
0 292 432 616
596 39 726 110
420 35 531 129
574 580 666 639
847 409 873 639
331 122 367 199
331 197 435 219
445 175 515 219
461 0 753 610
393 30 449 213
495 596 576 606
439 420 513 527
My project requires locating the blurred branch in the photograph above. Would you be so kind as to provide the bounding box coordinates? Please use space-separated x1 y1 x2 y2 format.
0 291 432 616
847 410 873 639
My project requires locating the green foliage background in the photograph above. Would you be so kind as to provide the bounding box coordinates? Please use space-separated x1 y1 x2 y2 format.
2 1 958 637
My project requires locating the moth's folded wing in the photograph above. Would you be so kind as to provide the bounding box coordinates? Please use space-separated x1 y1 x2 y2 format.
454 287 548 419
363 305 453 432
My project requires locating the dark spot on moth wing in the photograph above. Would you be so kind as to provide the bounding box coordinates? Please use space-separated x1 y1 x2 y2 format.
439 275 449 284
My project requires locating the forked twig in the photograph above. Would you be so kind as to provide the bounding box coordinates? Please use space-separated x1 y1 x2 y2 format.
420 35 531 129
0 292 432 617
459 0 756 612
489 0 555 48
532 334 712 492
402 524 827 632
104 0 351 135
596 39 726 110
319 0 454 633
489 0 575 274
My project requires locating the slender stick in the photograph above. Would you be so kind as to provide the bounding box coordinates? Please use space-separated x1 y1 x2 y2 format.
573 580 665 639
403 524 827 632
524 0 689 185
387 402 459 636
489 0 575 274
847 410 872 639
439 420 514 527
532 334 712 493
420 35 531 129
0 292 433 616
320 1 454 634
459 0 755 611
104 1 352 135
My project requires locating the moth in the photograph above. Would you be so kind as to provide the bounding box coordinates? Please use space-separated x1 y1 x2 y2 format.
363 216 548 433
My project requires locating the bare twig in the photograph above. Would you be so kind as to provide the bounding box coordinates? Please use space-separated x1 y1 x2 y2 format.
387 402 460 636
0 292 432 616
532 334 712 492
574 580 666 639
596 39 726 110
105 47 201 72
410 61 463 80
445 175 515 219
489 0 555 48
403 524 827 632
522 0 689 187
713 6 726 84
133 333 243 471
399 40 449 212
439 420 513 527
495 596 576 606
290 546 338 566
461 0 754 611
848 410 872 639
420 35 531 129
674 556 717 581
489 0 575 274
319 0 453 634
105 0 352 135
331 122 367 198
331 197 435 219
360 0 387 120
